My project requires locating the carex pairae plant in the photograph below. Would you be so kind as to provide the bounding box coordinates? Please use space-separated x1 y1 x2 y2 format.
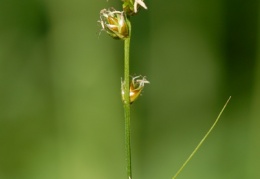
98 1 148 179
98 1 231 179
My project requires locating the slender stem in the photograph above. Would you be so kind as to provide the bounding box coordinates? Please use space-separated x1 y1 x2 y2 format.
172 96 231 179
124 19 132 179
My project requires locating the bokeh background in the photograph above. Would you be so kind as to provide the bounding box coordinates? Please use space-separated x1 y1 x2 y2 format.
1 0 260 178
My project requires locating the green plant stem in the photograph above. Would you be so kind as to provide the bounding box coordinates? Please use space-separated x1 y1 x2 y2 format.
124 19 132 179
172 96 231 179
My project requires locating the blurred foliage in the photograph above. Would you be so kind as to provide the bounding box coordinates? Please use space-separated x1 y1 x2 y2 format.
0 0 260 179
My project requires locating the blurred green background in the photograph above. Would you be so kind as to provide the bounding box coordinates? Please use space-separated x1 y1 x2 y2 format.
1 0 260 178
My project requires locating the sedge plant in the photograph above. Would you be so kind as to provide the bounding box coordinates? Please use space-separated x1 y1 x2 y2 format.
98 1 231 178
98 1 148 179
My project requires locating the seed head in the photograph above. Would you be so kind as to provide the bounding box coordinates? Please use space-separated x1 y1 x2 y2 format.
121 75 150 103
99 8 129 39
122 0 148 16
